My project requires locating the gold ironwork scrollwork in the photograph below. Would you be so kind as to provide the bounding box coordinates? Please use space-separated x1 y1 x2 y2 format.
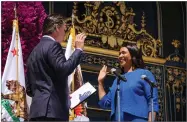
166 67 186 112
64 2 162 57
166 40 185 63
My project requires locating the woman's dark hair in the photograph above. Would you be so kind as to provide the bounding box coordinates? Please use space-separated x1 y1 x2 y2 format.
120 44 145 72
43 14 65 35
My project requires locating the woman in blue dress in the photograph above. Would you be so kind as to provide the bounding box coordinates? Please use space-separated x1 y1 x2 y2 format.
98 45 159 121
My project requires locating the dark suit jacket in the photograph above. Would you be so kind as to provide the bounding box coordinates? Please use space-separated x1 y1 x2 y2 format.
25 36 83 120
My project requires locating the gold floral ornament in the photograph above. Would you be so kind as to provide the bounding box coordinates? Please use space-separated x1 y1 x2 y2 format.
166 40 185 63
63 2 162 57
172 40 180 48
166 67 186 112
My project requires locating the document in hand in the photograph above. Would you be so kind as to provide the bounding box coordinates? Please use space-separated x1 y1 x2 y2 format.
70 82 96 109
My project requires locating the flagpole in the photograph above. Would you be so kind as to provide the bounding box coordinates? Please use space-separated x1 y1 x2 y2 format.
14 1 18 82
71 13 75 94
69 13 76 120
14 3 20 117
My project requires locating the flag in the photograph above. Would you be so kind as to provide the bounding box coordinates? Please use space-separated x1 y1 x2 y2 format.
65 25 76 89
65 26 89 121
1 19 31 121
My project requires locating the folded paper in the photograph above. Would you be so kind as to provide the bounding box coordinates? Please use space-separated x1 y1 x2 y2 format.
70 82 96 109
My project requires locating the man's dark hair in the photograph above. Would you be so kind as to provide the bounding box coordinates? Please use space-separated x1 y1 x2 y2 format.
43 14 65 35
120 44 145 73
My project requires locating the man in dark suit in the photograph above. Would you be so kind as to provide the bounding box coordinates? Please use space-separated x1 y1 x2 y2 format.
25 14 86 121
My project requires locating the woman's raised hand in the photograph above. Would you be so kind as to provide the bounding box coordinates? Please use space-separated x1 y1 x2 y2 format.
98 65 109 84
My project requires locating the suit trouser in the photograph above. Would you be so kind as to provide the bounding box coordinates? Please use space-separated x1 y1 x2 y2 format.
30 117 64 121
